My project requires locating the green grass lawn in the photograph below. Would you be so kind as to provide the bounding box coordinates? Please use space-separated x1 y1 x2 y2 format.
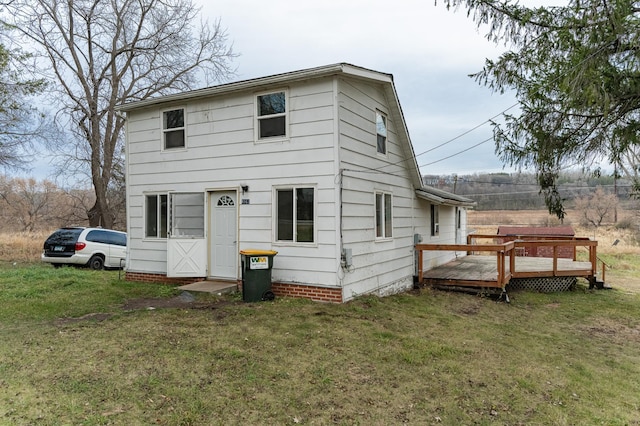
1 262 639 425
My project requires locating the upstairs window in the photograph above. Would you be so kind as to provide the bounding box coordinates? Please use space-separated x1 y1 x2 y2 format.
276 187 314 243
376 111 387 154
431 204 440 237
375 192 393 239
163 108 185 149
257 91 287 139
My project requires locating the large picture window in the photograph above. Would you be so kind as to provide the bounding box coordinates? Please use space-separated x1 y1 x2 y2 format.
276 187 314 243
257 91 286 139
145 194 168 238
163 108 185 149
375 192 393 238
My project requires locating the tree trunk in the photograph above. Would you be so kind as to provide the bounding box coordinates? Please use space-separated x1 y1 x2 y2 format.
88 185 114 229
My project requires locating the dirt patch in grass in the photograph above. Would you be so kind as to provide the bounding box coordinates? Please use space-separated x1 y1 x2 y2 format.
578 318 640 345
54 312 115 325
121 294 213 311
55 292 239 325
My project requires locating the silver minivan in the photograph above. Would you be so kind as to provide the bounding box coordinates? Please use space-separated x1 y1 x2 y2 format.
42 227 127 270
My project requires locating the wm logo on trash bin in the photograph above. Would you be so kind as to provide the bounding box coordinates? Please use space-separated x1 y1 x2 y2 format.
249 256 269 269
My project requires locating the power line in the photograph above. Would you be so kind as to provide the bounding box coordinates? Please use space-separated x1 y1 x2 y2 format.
419 136 494 168
378 41 614 172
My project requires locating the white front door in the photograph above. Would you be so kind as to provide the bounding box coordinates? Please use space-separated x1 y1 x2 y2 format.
209 191 237 279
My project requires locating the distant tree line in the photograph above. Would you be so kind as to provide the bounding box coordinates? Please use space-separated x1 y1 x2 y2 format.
0 171 635 234
425 171 635 212
0 175 125 233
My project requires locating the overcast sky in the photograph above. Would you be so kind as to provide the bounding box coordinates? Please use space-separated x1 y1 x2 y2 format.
13 1 559 181
199 0 526 176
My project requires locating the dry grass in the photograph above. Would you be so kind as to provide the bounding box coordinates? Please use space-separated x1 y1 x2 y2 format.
468 209 640 256
468 209 640 294
0 230 55 263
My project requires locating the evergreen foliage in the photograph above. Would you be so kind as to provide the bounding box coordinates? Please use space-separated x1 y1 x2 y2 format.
441 0 640 218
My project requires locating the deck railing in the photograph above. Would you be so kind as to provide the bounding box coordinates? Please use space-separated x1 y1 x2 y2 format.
416 235 599 288
415 241 516 288
596 255 610 284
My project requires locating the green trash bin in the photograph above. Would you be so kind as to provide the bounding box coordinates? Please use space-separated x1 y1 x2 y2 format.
240 250 277 302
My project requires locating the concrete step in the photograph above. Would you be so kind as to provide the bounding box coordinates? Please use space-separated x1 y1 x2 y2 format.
178 280 238 295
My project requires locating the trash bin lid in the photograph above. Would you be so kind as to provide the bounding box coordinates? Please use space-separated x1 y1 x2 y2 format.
240 249 278 256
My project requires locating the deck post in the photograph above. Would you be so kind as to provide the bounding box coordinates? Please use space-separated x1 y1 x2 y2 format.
510 243 516 276
496 251 504 287
418 248 423 283
553 245 558 276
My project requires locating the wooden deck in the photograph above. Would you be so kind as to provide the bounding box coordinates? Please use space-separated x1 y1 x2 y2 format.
416 235 603 290
421 255 594 288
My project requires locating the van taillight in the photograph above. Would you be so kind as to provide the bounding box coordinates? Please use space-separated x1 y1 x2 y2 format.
75 242 86 251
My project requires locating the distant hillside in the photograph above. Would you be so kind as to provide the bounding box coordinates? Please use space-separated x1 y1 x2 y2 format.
423 171 634 211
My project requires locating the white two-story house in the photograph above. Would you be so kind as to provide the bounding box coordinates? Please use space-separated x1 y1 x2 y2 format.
118 63 475 302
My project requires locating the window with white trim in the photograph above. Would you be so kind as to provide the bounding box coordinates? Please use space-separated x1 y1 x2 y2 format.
163 108 185 149
375 192 393 238
431 204 440 237
145 194 168 238
257 91 287 140
276 187 314 243
376 111 387 154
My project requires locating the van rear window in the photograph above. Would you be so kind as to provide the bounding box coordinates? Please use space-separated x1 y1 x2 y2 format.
46 228 83 244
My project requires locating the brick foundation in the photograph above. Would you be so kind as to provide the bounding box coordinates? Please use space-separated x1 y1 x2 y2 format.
271 282 343 303
125 272 343 303
125 271 206 286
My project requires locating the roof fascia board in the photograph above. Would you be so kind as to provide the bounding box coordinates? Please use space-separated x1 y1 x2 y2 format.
415 189 476 207
117 63 393 112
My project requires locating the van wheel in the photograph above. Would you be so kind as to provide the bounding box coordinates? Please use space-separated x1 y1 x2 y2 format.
88 255 104 270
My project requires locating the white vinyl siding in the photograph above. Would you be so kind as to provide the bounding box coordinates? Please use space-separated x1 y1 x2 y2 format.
337 78 414 300
126 78 337 285
124 68 461 301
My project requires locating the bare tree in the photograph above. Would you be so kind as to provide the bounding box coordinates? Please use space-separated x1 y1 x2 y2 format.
618 145 640 197
574 187 619 228
0 176 58 232
0 39 49 171
1 0 235 227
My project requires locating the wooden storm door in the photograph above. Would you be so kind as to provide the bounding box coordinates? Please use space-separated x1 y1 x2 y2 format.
167 192 207 277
